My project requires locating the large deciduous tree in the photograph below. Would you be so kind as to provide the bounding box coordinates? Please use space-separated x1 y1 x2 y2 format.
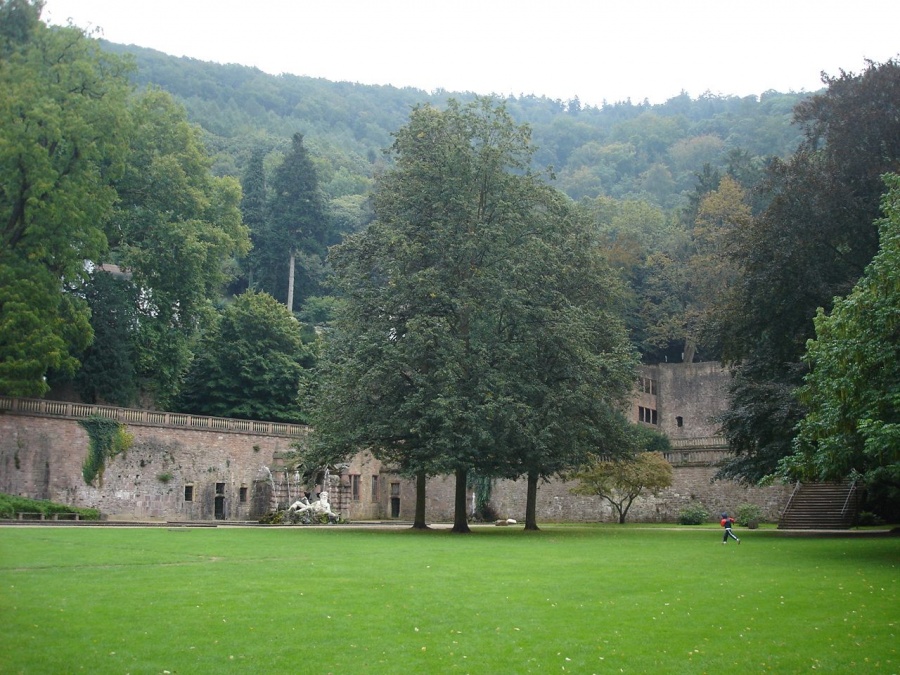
0 0 131 395
312 98 636 532
176 290 314 423
1 3 250 403
110 89 250 406
492 206 638 530
717 59 900 482
782 174 900 493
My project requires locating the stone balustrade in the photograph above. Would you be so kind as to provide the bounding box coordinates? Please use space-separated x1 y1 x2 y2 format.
0 396 309 439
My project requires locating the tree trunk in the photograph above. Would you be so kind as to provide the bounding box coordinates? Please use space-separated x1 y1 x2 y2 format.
683 339 696 364
451 467 471 533
619 494 638 524
412 470 429 529
286 250 296 313
524 471 540 531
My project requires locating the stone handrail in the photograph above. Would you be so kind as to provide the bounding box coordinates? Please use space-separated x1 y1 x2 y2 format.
0 396 309 439
591 436 730 467
669 436 727 449
662 437 729 466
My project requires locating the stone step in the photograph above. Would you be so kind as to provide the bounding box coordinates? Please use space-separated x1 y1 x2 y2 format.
778 482 858 530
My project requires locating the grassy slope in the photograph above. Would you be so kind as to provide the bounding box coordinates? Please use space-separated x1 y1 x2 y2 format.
1 526 896 673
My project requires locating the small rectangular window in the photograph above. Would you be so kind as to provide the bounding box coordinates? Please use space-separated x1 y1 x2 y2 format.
184 485 194 502
351 474 360 501
239 486 248 503
371 475 379 502
215 482 225 495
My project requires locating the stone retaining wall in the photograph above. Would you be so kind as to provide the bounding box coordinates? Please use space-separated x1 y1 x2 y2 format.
1 380 791 524
395 465 789 525
0 411 297 521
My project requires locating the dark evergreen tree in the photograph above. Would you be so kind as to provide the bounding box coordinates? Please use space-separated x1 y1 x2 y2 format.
717 59 900 482
239 146 268 292
74 271 139 406
260 133 328 311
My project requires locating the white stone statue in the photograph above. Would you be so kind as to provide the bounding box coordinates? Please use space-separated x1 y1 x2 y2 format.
288 496 311 512
287 492 338 523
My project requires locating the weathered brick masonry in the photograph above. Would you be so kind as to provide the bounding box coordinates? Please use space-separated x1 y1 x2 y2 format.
1 362 791 523
397 457 789 524
0 400 302 521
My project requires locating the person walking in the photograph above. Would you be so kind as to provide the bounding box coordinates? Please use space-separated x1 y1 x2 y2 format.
721 512 740 544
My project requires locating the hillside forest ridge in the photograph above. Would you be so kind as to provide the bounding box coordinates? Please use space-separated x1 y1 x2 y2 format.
1 0 898 526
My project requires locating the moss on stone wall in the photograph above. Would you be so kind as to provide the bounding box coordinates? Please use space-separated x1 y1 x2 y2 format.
78 416 133 486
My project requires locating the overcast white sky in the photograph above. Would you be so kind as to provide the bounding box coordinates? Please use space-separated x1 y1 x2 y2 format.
42 0 899 106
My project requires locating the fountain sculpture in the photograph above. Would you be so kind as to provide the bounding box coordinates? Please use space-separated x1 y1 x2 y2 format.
287 491 340 524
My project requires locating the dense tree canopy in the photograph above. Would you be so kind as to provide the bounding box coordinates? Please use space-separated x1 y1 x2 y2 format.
105 39 807 215
1 2 249 404
0 0 131 395
177 291 315 423
111 89 249 406
717 59 900 483
91 35 817 377
783 174 900 490
312 99 637 532
73 269 139 406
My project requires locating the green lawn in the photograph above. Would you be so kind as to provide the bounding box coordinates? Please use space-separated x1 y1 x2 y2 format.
1 525 897 674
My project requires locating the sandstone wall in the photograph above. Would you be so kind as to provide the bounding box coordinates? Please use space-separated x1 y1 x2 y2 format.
0 410 789 524
0 412 297 521
392 467 789 524
1 362 791 526
653 361 729 439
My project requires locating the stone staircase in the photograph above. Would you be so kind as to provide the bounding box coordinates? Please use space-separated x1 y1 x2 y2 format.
778 481 859 529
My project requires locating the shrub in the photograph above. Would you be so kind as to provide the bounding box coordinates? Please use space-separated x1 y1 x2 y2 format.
678 502 709 525
0 493 100 520
857 511 885 526
736 503 764 527
259 510 285 524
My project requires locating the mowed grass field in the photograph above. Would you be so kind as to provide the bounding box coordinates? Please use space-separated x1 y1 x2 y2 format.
1 525 897 674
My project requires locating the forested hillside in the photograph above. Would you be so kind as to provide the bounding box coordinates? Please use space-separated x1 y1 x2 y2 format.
105 41 808 210
97 42 814 366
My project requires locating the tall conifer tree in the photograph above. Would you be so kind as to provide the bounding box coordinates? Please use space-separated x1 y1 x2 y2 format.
264 133 328 311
